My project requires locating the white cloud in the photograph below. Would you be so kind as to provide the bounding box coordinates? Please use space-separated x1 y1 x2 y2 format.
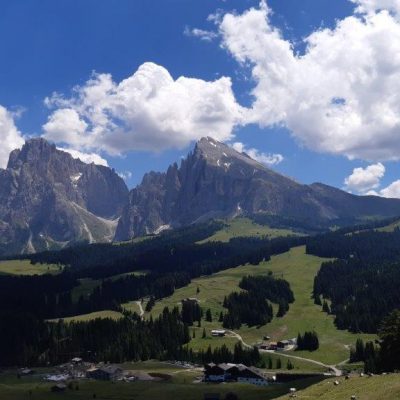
0 105 25 169
117 170 133 181
344 163 385 193
58 147 109 166
232 141 283 165
343 162 400 199
380 180 400 198
218 0 400 161
43 62 243 156
352 0 400 14
44 108 88 146
184 26 218 41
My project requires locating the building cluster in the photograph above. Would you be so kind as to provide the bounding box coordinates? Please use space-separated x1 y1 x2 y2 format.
259 338 297 351
44 358 138 386
204 363 270 386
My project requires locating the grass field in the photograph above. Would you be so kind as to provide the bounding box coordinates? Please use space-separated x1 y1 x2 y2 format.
150 246 375 367
0 362 322 400
48 310 123 323
377 218 400 232
198 218 299 243
0 259 61 275
275 373 400 400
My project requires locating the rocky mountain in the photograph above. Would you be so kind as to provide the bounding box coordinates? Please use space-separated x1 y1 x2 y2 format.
115 137 400 240
0 138 129 256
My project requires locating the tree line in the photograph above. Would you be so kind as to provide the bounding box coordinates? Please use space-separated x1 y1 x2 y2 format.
349 309 400 373
309 228 400 333
0 307 190 367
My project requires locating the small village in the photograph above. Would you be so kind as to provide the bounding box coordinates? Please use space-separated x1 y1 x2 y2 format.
16 352 302 395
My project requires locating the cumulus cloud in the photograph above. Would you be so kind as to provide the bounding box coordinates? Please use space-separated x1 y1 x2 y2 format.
58 147 109 166
344 163 385 193
43 62 243 157
218 0 400 161
343 162 400 199
0 105 25 169
352 0 400 14
380 180 400 198
232 141 283 165
184 26 218 41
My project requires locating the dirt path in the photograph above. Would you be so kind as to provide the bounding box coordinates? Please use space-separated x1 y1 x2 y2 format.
226 330 345 377
136 301 144 318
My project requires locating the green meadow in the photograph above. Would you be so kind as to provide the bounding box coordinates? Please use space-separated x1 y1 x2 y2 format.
198 217 299 243
0 259 61 275
150 246 375 367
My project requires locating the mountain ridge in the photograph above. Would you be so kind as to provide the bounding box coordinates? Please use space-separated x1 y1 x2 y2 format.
115 137 400 241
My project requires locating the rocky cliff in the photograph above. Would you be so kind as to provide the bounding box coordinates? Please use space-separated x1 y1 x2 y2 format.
0 138 129 255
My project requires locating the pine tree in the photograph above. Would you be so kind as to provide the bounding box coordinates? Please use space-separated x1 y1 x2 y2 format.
219 312 224 322
276 358 282 369
202 328 206 338
206 309 212 322
355 338 365 362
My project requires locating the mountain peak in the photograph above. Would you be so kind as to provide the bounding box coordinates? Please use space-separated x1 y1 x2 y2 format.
194 136 266 170
0 138 129 256
7 137 57 169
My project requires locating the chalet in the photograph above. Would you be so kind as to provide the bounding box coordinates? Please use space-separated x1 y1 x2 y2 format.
204 363 269 386
71 357 83 365
86 365 123 381
268 342 278 351
236 367 269 386
211 329 226 337
277 340 291 350
204 363 233 382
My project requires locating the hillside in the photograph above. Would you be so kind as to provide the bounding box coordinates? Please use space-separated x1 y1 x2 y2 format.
275 373 400 400
148 246 374 366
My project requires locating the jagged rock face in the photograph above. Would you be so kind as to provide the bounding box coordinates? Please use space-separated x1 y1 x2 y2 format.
115 137 400 241
0 138 129 255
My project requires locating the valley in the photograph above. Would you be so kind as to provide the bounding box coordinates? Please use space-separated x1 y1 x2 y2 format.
1 139 400 400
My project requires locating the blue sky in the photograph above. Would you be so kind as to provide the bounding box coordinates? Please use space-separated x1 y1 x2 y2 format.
1 0 400 196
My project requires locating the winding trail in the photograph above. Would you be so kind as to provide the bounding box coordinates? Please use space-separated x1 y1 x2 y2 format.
226 330 344 377
136 301 144 318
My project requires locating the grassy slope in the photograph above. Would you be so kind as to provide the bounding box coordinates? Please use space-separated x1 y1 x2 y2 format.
0 362 321 400
198 218 299 243
48 310 123 323
377 218 400 232
0 259 60 275
239 247 375 365
150 246 375 366
275 374 400 400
